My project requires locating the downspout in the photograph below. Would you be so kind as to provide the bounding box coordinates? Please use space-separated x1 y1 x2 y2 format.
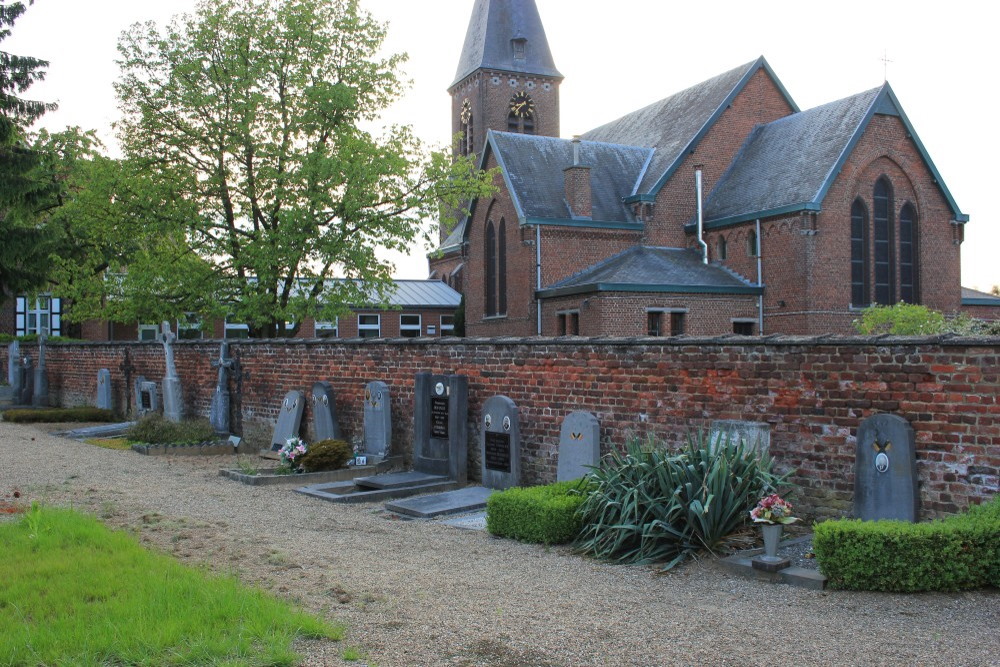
536 223 542 335
695 168 708 264
756 218 764 334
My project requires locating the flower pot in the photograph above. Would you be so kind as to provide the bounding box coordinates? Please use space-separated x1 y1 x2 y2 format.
761 523 783 561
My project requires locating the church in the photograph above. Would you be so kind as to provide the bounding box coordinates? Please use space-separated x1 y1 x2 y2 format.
429 0 973 337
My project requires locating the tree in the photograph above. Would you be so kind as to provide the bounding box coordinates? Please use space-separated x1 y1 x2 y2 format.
100 0 493 337
992 285 999 297
0 0 58 303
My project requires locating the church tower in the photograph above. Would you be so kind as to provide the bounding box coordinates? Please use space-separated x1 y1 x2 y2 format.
450 0 563 158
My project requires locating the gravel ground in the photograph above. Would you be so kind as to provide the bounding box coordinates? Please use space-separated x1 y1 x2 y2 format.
2 421 998 667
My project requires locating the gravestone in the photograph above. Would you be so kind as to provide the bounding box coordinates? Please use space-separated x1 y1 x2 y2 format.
7 340 18 387
134 376 160 417
413 373 468 483
854 413 919 522
209 341 234 435
96 369 113 411
363 381 391 459
481 395 520 490
312 381 342 442
710 420 770 455
557 411 601 481
32 334 48 407
270 390 305 451
160 321 183 423
17 356 33 406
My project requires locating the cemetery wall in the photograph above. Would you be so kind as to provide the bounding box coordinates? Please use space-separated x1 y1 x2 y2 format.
3 335 998 519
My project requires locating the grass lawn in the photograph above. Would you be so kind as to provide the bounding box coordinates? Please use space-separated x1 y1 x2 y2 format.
84 437 134 450
0 505 343 665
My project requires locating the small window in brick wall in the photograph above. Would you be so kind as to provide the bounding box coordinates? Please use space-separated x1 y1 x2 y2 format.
647 311 663 336
717 237 728 261
400 314 421 338
557 310 580 335
732 321 754 336
358 314 380 338
670 312 686 336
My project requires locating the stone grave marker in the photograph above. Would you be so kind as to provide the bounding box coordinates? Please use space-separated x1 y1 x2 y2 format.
209 341 234 435
413 373 468 483
557 411 600 481
481 395 520 490
17 356 33 406
32 334 48 407
363 381 391 459
160 321 183 423
96 369 113 411
270 390 305 451
312 381 342 442
134 376 160 417
854 413 919 522
710 420 770 454
7 340 18 388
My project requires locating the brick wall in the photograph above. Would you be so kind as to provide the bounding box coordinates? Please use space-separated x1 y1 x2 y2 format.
4 336 997 520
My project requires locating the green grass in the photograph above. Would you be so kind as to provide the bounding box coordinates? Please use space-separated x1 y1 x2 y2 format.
0 505 343 665
84 437 133 450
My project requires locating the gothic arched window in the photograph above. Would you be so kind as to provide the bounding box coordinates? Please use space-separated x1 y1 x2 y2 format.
498 218 507 315
485 221 497 316
873 177 895 305
899 202 918 304
851 198 870 308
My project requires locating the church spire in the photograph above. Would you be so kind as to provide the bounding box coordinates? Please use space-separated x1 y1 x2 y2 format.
452 0 563 89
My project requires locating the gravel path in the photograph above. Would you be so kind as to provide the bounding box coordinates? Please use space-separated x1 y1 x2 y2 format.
2 421 998 667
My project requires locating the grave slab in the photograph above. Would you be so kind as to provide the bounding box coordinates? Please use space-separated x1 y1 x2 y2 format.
296 479 459 504
312 381 342 442
362 381 391 458
96 369 113 411
854 413 919 522
481 395 520 490
270 390 305 451
557 411 600 481
439 511 488 531
354 470 448 490
385 486 495 519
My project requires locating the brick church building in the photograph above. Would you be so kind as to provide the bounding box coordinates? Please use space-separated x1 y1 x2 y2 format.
429 0 978 337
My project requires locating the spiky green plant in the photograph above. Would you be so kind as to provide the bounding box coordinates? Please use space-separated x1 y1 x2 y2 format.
574 430 791 569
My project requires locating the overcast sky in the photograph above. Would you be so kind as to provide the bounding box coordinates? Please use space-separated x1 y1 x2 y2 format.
7 0 998 291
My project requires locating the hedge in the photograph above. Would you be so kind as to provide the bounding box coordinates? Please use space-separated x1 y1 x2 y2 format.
1 407 115 424
813 497 1000 592
486 479 589 545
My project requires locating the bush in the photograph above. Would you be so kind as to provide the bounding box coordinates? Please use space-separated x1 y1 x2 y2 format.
813 497 1000 592
300 439 353 472
853 303 947 335
2 407 115 423
126 414 217 445
574 431 789 570
486 479 589 544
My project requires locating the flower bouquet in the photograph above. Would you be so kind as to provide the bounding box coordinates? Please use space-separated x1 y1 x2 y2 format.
278 437 308 473
749 493 799 525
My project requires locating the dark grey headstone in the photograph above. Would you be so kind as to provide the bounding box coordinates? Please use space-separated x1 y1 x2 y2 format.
557 411 600 481
312 381 342 442
854 413 919 522
209 341 234 435
710 420 770 454
32 334 48 407
17 356 33 406
481 395 520 490
135 377 160 417
270 390 305 451
96 369 113 411
362 381 391 458
160 322 183 423
413 374 468 483
7 341 18 387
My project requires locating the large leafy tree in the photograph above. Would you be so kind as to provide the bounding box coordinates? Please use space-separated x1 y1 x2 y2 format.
0 0 57 303
96 0 492 337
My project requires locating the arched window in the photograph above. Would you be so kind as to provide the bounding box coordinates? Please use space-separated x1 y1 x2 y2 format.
873 177 895 305
498 218 507 315
899 203 918 304
746 229 758 257
850 198 870 308
485 221 497 316
717 236 728 261
464 114 474 156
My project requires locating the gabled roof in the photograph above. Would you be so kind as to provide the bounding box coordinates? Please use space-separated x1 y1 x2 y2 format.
581 57 798 197
452 0 562 88
485 131 652 225
537 246 762 299
961 287 1000 307
698 83 968 229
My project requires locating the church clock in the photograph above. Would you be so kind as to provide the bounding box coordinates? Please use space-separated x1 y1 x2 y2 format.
509 92 535 118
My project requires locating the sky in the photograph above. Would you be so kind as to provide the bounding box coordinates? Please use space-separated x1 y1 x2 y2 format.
6 0 998 292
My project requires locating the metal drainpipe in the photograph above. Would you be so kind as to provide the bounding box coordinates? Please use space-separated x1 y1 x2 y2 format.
756 218 764 334
536 223 542 335
696 169 708 264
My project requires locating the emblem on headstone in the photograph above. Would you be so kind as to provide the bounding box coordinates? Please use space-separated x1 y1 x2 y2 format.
502 416 511 432
484 414 492 428
873 432 892 473
435 382 445 396
571 432 582 441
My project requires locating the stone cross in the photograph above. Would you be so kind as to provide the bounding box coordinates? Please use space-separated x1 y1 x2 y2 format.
17 356 34 406
159 321 183 422
161 321 178 380
209 341 234 434
32 333 48 407
119 349 136 416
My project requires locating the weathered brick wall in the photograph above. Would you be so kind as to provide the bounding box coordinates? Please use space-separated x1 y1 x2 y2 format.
3 336 997 520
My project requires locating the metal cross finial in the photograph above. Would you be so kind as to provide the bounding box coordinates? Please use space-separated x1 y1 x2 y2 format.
880 49 893 83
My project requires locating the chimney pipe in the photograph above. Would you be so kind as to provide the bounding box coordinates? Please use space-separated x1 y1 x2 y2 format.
695 167 708 264
564 136 591 219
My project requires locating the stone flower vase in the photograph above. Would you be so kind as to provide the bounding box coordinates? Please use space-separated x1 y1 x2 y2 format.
760 523 783 561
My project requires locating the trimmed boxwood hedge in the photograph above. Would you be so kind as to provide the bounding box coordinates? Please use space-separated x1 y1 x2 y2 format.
486 479 589 545
1 407 115 424
813 497 1000 592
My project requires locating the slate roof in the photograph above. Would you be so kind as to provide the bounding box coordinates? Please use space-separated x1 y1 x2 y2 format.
489 132 652 222
581 57 796 196
309 279 461 308
961 287 1000 306
539 246 761 298
452 0 562 88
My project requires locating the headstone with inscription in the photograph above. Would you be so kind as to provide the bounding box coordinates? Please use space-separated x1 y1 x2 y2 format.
557 411 601 481
96 369 113 411
413 373 468 483
32 334 49 407
209 341 234 435
312 381 342 442
854 413 919 522
16 356 33 406
160 321 183 423
270 390 305 451
363 381 391 459
134 376 160 417
481 395 520 490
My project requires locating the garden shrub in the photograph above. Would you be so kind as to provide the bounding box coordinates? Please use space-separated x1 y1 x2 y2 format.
574 431 789 570
813 497 1000 592
126 414 217 445
2 407 114 423
300 439 353 472
486 479 589 545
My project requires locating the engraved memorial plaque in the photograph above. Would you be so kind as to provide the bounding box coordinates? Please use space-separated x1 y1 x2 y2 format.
430 396 450 439
484 431 511 472
480 395 520 490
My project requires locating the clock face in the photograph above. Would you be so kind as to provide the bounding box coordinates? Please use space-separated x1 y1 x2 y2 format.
509 92 535 119
460 99 472 124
